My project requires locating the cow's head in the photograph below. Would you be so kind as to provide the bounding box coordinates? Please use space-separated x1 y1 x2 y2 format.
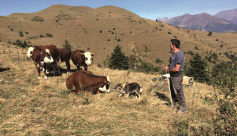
26 47 34 57
81 52 94 66
99 75 111 93
43 49 54 63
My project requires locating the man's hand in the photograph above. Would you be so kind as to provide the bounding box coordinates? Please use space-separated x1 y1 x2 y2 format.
163 66 169 73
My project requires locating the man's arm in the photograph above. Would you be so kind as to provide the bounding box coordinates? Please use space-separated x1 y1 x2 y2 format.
164 64 180 73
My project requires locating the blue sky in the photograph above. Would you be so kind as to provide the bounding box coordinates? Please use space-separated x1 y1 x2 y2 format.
0 0 236 20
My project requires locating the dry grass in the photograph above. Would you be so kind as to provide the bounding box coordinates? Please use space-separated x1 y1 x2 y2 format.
0 43 219 135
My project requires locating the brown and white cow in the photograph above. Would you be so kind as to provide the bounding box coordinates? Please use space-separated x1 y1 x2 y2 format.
58 48 71 73
27 47 53 79
66 70 110 95
71 49 94 70
26 45 61 79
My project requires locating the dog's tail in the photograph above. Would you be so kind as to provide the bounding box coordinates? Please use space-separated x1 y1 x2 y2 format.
140 87 144 94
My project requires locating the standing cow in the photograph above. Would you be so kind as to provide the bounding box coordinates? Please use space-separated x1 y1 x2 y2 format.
27 47 54 79
26 45 61 79
58 48 71 73
71 49 94 70
66 70 111 95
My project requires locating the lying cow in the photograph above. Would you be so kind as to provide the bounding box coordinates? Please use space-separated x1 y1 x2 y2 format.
66 70 111 95
71 49 94 70
75 70 110 93
114 82 143 99
26 45 61 79
58 48 71 73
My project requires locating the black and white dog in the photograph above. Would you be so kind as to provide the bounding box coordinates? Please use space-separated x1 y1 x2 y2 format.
114 82 143 99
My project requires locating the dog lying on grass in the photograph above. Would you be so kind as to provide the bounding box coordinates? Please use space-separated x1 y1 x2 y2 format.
114 82 143 99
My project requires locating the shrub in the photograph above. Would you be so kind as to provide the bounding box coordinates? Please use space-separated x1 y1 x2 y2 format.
19 30 24 37
136 59 159 73
155 58 162 64
46 33 53 37
31 16 44 22
207 31 212 36
195 46 199 50
62 39 71 50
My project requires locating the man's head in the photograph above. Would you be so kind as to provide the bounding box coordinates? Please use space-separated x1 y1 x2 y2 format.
170 39 180 49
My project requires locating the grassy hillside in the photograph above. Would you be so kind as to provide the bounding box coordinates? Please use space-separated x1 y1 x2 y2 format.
0 42 220 135
1 4 237 68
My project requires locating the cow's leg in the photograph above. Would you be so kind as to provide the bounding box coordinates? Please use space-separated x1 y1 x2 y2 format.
75 89 81 95
56 62 61 76
34 62 41 79
66 60 70 74
52 63 56 76
54 59 61 76
43 64 48 80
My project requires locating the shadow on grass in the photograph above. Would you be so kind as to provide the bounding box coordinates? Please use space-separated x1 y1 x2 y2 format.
154 92 171 106
0 67 10 72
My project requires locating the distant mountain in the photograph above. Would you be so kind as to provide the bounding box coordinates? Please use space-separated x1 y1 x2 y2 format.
214 8 237 25
158 13 237 32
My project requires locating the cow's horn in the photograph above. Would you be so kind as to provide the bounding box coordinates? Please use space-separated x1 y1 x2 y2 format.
81 53 84 55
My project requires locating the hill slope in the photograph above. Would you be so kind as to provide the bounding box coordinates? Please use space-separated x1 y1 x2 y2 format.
0 4 237 68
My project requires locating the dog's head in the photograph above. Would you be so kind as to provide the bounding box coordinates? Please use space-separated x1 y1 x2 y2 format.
114 83 126 93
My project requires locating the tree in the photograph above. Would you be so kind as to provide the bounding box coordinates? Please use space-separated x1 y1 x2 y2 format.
185 53 210 83
62 39 71 50
108 45 130 70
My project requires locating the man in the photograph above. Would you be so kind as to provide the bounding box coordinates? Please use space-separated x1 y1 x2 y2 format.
163 39 186 115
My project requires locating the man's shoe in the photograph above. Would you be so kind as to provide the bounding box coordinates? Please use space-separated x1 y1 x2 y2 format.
172 105 179 112
179 110 185 115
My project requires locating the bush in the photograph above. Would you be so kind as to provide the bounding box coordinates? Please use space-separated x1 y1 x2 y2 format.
155 58 162 64
46 33 53 37
62 39 71 50
136 59 160 73
210 61 237 135
207 31 212 36
31 16 44 22
19 30 24 37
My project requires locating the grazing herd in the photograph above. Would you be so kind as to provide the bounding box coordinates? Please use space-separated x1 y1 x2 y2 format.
26 45 143 98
